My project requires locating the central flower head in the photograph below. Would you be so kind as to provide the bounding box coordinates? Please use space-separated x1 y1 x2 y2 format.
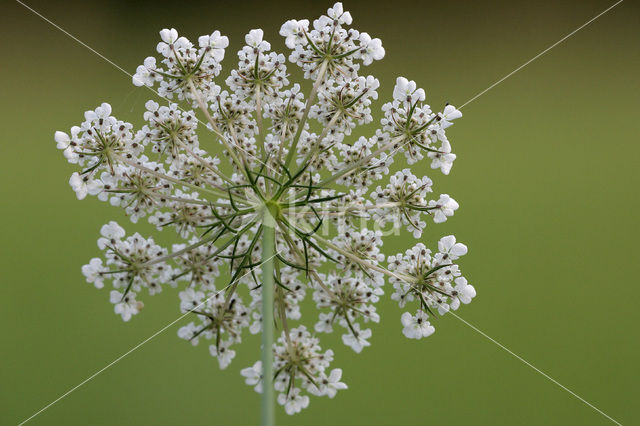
263 199 281 225
58 1 473 416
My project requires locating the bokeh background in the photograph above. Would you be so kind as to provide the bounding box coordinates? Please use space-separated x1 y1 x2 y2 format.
1 0 639 424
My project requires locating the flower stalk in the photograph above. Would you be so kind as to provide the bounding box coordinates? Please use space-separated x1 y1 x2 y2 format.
283 59 328 168
261 206 276 426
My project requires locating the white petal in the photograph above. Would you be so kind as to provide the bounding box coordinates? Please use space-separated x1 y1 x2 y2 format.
450 243 468 257
438 235 456 252
54 131 70 148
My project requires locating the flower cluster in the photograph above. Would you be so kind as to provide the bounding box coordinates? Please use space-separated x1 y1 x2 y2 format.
388 235 475 339
81 221 172 320
56 2 473 415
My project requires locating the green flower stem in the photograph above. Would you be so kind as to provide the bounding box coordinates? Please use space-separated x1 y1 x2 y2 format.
186 79 249 179
284 60 329 168
318 135 404 187
178 140 234 185
311 232 415 284
255 85 266 157
283 201 403 216
289 111 342 185
261 208 277 426
114 154 229 199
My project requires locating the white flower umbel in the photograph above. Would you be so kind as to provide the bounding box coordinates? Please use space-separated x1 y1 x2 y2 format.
56 2 475 421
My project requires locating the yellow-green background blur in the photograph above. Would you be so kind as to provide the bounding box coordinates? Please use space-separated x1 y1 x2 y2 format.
1 0 639 424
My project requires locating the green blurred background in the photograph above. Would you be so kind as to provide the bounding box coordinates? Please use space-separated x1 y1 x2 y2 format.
1 0 639 424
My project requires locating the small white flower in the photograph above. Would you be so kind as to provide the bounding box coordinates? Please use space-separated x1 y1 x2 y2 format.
359 33 385 66
100 221 126 239
429 194 459 223
198 30 229 61
441 104 462 128
240 361 263 393
279 19 309 49
450 277 476 309
278 388 310 415
159 28 179 45
342 324 372 353
179 287 204 313
327 2 352 25
54 130 70 149
69 173 102 200
245 29 270 51
429 295 451 315
437 235 468 260
82 258 106 288
84 102 112 124
177 323 201 346
55 127 80 162
109 290 142 321
132 57 159 87
310 368 348 398
429 140 457 175
401 311 435 339
315 312 334 333
210 342 236 369
392 76 425 103
97 221 125 249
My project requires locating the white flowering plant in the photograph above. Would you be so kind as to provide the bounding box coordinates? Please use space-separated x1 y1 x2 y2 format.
55 2 475 421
